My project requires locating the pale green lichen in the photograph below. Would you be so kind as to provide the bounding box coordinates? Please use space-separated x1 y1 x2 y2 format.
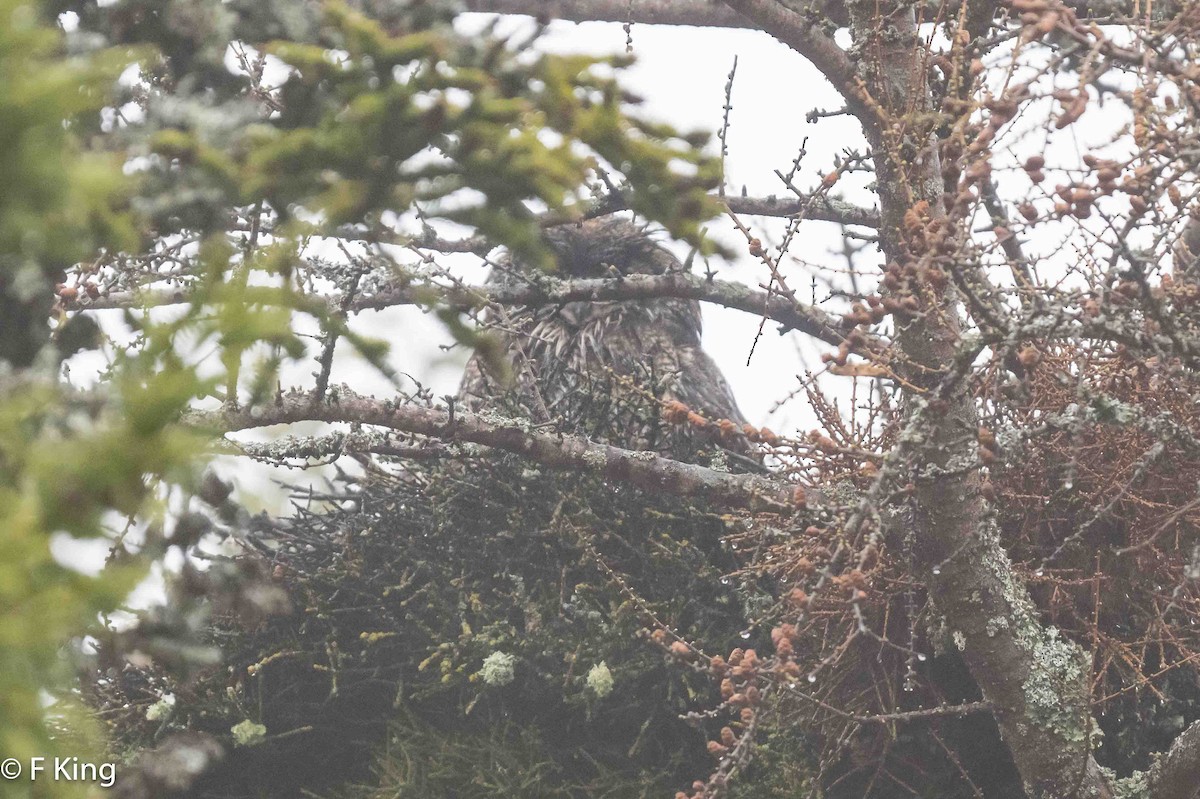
1100 766 1148 799
145 695 175 721
927 616 950 657
231 719 268 747
360 631 397 644
1022 627 1089 744
979 518 1092 745
1088 395 1137 424
985 615 1009 637
582 449 607 469
480 651 516 686
952 630 967 652
586 662 614 698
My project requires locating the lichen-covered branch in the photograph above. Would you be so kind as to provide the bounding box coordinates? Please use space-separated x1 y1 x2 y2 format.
361 272 852 345
464 0 1190 30
463 0 758 28
81 272 859 348
720 0 869 120
727 193 878 227
406 191 879 231
194 389 802 513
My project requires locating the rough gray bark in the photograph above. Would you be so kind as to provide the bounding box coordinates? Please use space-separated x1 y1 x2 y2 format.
854 4 1111 796
1150 719 1200 799
845 4 1112 796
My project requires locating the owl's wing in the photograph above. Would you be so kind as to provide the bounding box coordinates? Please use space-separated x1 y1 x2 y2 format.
666 346 747 427
456 351 492 411
635 299 746 426
457 328 554 424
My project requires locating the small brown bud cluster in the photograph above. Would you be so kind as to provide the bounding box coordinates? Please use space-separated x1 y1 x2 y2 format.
984 96 1019 127
823 327 877 370
739 422 782 447
1162 272 1200 307
809 430 840 454
661 400 780 448
1024 154 1046 185
661 400 691 424
951 82 1036 199
879 260 935 317
831 568 869 601
1120 164 1157 215
650 627 694 662
1053 181 1099 219
1052 89 1087 130
840 299 886 327
770 623 799 660
1036 154 1124 220
900 200 957 258
710 647 758 715
55 281 100 305
1109 279 1141 305
701 645 763 774
1013 0 1082 44
1084 154 1123 195
977 426 998 466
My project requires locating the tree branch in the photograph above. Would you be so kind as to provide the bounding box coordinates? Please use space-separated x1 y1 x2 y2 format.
196 389 804 513
727 193 878 227
245 191 879 252
80 272 863 348
720 0 869 121
463 0 758 29
463 0 1187 31
361 272 853 344
377 192 880 247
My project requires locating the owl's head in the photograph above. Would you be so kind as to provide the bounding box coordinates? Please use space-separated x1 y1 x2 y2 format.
540 217 681 278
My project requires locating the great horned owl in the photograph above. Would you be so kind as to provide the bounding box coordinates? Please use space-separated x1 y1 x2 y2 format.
458 216 749 464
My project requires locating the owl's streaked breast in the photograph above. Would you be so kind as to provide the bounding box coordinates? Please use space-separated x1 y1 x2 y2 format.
457 218 747 461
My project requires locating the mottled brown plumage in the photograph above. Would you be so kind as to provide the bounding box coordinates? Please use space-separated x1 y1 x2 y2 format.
458 217 748 463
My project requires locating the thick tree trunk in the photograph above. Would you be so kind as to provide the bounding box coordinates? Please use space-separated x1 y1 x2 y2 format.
838 3 1112 796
